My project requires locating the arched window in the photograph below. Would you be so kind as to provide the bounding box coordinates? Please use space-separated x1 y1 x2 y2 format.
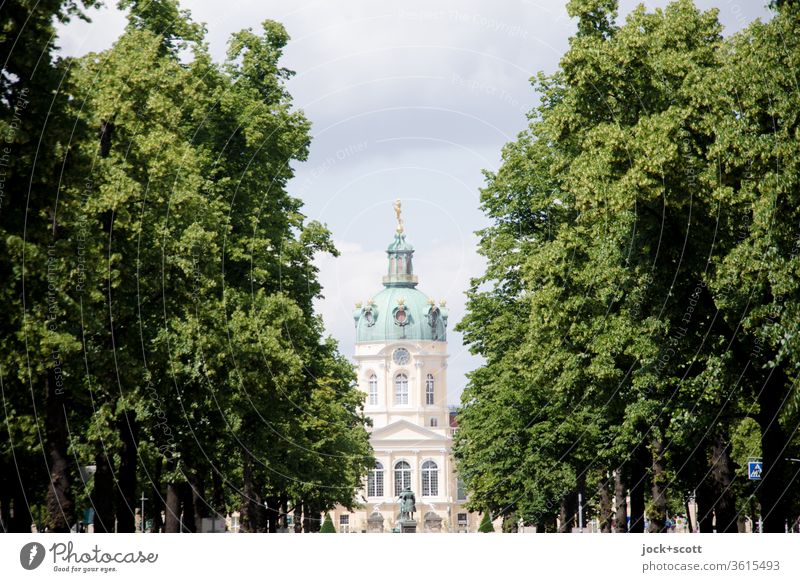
368 374 378 405
394 461 411 495
394 373 408 405
368 462 384 497
422 461 438 497
425 374 435 405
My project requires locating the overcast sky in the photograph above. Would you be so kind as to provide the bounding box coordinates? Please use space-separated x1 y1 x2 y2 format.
57 0 772 404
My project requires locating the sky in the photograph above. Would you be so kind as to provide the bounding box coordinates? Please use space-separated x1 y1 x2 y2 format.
57 0 772 404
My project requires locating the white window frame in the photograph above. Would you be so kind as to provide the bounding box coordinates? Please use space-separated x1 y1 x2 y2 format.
339 514 350 533
425 373 435 405
368 373 378 405
368 462 384 498
394 460 411 495
394 373 409 405
457 477 467 501
421 460 438 497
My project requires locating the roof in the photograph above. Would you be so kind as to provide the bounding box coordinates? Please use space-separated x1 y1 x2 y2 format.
353 230 448 343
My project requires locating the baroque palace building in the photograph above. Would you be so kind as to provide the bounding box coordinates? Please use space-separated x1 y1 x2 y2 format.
328 202 476 533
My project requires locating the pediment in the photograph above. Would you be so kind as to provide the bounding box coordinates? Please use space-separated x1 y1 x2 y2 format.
370 419 449 443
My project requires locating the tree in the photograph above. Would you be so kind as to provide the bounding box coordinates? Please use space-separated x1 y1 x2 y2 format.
478 512 494 533
1 0 372 534
454 0 800 534
0 0 103 533
320 513 336 533
705 1 800 531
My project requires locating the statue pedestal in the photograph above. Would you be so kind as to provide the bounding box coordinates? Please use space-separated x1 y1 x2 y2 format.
399 519 417 534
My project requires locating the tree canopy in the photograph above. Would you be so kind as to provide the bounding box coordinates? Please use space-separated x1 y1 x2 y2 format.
1 0 372 533
455 0 800 533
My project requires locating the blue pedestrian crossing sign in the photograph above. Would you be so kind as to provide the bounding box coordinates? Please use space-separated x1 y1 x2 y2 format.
748 461 763 480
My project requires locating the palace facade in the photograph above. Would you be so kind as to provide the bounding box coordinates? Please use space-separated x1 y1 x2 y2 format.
327 204 477 533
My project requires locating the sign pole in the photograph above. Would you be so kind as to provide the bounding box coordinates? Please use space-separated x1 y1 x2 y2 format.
140 493 148 533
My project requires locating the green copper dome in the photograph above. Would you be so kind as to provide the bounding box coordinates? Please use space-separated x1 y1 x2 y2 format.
353 226 448 343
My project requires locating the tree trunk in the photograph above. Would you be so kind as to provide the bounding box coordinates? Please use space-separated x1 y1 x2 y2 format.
558 498 569 532
696 481 714 532
0 465 19 532
279 492 288 531
150 457 164 533
98 119 115 158
242 457 256 533
294 501 303 533
598 474 613 533
45 368 72 532
241 457 268 532
502 513 519 533
115 410 138 532
189 474 208 532
709 432 737 533
92 450 115 533
8 474 32 532
0 490 8 533
0 468 12 533
558 489 577 533
303 501 320 533
648 439 668 532
211 468 225 519
628 455 646 533
164 483 182 533
614 468 628 533
302 502 313 533
179 482 196 532
266 495 279 533
757 367 792 533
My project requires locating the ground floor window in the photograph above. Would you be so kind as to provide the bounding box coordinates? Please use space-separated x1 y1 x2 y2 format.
394 460 412 495
422 460 438 496
368 462 384 497
339 514 350 533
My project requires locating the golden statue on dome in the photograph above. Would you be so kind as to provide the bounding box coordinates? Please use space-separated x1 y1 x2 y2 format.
394 199 404 234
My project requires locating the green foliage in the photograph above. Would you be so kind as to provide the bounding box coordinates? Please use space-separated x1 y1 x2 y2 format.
478 512 494 533
320 513 336 533
1 0 371 532
455 0 800 532
567 0 618 37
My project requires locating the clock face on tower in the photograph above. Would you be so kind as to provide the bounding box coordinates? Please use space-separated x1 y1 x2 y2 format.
393 348 410 366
